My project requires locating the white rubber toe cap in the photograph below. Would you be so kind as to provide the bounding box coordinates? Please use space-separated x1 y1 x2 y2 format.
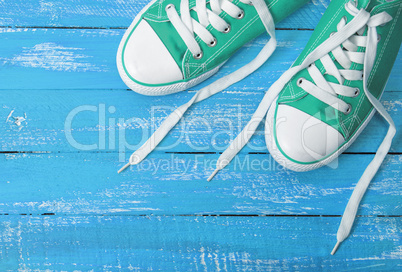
123 20 183 85
275 105 345 163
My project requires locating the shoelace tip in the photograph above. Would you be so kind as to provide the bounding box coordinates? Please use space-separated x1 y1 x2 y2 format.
118 162 131 174
207 169 220 182
331 241 341 255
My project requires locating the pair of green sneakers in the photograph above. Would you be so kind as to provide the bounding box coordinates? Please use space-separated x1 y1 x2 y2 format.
117 0 402 254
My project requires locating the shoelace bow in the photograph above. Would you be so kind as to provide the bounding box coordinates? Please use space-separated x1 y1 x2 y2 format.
209 1 394 255
118 0 276 173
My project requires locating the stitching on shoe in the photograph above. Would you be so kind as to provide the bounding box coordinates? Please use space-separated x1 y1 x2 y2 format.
144 17 170 22
280 0 346 102
340 118 350 138
289 81 295 99
189 15 259 77
343 93 364 134
187 14 260 77
158 0 164 18
368 2 401 84
145 0 172 22
355 114 362 123
341 73 364 136
185 52 191 77
341 2 401 137
299 0 348 63
341 2 401 136
183 0 280 78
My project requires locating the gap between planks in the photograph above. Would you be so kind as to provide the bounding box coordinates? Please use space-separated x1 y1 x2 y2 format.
0 26 315 31
0 213 401 217
1 151 402 155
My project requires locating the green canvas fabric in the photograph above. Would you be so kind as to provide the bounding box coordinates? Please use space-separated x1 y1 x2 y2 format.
276 0 402 140
122 0 309 85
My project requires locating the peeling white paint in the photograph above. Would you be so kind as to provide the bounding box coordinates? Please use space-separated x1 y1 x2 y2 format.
382 100 402 112
5 110 14 123
5 110 27 130
312 0 329 9
7 42 107 72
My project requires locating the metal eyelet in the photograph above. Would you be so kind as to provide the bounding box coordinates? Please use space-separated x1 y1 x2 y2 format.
165 4 175 11
354 88 360 97
223 25 231 33
297 78 304 87
193 51 203 60
342 16 348 23
237 10 245 19
330 32 336 37
208 38 217 47
377 34 381 42
345 104 352 115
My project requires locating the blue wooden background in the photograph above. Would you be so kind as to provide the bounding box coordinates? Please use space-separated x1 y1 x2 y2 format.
1 0 401 271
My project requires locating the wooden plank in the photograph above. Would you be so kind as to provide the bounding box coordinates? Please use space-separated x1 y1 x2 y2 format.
0 0 328 29
0 152 400 215
1 1 400 270
1 28 401 91
0 215 400 271
1 89 401 153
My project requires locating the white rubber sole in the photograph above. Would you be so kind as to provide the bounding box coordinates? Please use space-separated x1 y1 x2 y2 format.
116 0 223 96
265 98 376 172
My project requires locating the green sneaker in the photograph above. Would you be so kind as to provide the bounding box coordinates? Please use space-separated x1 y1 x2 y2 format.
266 0 401 254
116 0 309 95
208 0 401 254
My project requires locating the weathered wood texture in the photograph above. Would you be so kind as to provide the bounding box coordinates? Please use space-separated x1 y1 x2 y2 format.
0 0 327 28
0 0 401 270
0 28 400 91
0 216 401 271
1 89 401 153
1 153 401 215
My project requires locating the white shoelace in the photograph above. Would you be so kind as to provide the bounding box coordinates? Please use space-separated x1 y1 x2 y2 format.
166 0 252 58
208 2 395 255
118 0 276 173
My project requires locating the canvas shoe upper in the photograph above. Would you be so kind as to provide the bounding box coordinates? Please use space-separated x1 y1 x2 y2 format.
265 0 402 254
116 0 309 95
118 0 312 173
265 0 402 253
207 0 402 254
267 0 402 169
